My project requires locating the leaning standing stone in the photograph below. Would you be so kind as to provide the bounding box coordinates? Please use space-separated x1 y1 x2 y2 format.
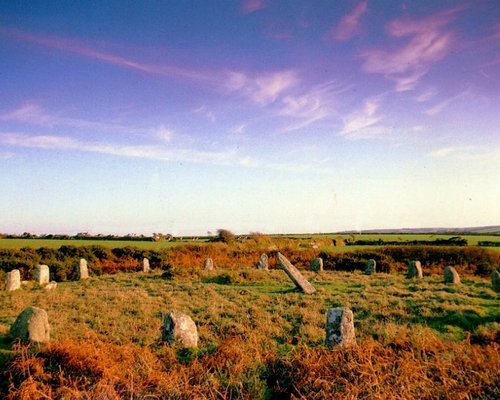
257 253 269 270
364 259 376 275
492 270 500 292
407 260 423 279
77 258 89 280
162 311 198 348
444 266 460 284
204 257 214 271
10 306 50 344
310 258 323 272
143 258 150 273
277 252 316 294
34 264 50 286
325 308 356 348
5 270 21 291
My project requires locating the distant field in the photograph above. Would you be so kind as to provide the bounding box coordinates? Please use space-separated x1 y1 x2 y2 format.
0 238 191 250
0 233 499 250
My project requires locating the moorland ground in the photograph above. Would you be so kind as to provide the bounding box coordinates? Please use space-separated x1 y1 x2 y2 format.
0 240 499 399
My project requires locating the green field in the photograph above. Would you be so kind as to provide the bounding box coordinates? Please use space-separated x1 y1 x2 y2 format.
0 238 190 250
1 233 498 250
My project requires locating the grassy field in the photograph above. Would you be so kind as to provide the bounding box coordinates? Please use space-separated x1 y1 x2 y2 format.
1 233 499 250
1 267 498 399
0 238 187 250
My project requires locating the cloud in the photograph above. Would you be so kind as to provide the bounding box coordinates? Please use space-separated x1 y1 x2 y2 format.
428 145 500 162
361 7 461 90
193 105 216 122
0 27 214 84
0 132 334 175
277 81 347 133
153 125 174 142
415 87 438 102
425 91 467 116
230 124 247 136
225 69 299 105
327 0 368 42
0 132 233 164
340 98 383 138
240 0 268 15
0 102 143 134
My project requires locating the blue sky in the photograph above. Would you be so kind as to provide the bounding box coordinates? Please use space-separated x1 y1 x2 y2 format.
1 0 499 235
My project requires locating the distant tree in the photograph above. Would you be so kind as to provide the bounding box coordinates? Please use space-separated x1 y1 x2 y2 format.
214 229 236 244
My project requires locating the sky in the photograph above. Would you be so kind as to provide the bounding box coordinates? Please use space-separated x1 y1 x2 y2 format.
0 0 499 236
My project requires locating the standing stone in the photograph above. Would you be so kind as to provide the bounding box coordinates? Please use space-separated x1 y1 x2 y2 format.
10 306 50 344
44 281 58 290
143 258 150 273
34 265 50 286
277 252 316 294
204 257 214 271
492 270 500 292
444 266 460 284
364 259 376 275
5 270 21 291
257 253 269 270
325 308 356 348
407 260 423 279
162 311 198 348
310 258 323 272
77 258 89 280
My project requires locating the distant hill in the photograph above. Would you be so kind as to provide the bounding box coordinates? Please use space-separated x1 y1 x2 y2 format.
339 225 500 235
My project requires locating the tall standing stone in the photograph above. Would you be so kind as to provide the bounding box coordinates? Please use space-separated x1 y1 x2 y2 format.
277 252 316 294
257 253 269 270
407 260 423 279
162 311 198 348
364 259 376 275
444 266 460 284
10 306 50 344
310 258 323 272
5 269 21 291
77 258 89 280
325 308 356 348
492 270 500 292
204 257 214 271
143 258 150 273
34 264 50 286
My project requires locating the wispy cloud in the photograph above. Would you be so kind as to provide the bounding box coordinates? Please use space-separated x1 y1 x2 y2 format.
428 145 500 162
0 102 179 143
153 125 174 142
425 91 467 116
415 87 438 102
277 81 347 133
327 0 368 42
240 0 268 15
0 27 215 84
226 69 299 105
0 102 142 133
1 132 334 174
0 133 233 164
361 7 461 91
193 105 216 122
340 97 383 138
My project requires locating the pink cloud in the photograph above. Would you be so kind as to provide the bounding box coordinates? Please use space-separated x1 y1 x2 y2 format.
361 8 461 90
225 69 298 105
0 28 213 83
327 0 368 42
240 0 268 15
